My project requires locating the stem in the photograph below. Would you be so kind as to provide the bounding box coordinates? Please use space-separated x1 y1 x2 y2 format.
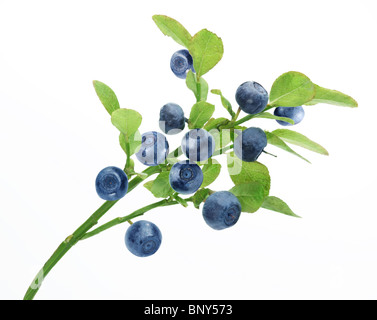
262 150 277 158
212 144 234 157
82 199 178 240
23 165 162 300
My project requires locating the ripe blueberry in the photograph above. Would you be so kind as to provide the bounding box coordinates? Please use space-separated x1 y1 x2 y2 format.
169 160 203 194
170 49 194 79
181 129 215 162
202 191 242 230
95 166 128 201
235 81 269 115
234 127 267 162
125 220 162 257
274 106 305 126
159 103 185 135
136 131 169 166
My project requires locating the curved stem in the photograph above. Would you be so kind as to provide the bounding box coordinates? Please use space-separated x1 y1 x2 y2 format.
81 199 178 240
23 165 162 300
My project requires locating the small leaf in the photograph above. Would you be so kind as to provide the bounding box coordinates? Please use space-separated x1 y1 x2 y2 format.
147 172 174 198
189 29 224 78
272 129 329 155
186 70 209 101
119 130 141 156
201 160 221 188
265 131 310 163
111 108 142 137
227 152 270 197
203 117 229 131
152 15 192 48
211 89 235 117
188 101 215 129
305 84 358 108
269 71 316 107
192 188 211 209
229 182 265 213
93 80 120 115
143 180 154 192
254 112 295 125
262 196 301 218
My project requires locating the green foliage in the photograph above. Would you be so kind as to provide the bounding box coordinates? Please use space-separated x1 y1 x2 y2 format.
189 29 224 78
262 196 300 218
186 70 209 102
269 71 316 107
272 129 329 155
229 182 265 213
201 159 221 188
192 188 211 209
111 108 142 138
188 101 215 129
254 112 295 125
93 80 120 115
211 89 235 118
152 15 192 48
144 172 174 198
305 84 358 108
119 131 141 156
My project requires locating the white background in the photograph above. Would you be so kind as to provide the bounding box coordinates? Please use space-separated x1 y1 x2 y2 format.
0 0 376 300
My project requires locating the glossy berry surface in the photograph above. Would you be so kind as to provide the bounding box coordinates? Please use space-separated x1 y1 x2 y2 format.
170 49 194 79
169 160 203 194
181 129 215 162
159 103 185 135
95 166 128 201
136 131 169 166
274 106 305 126
125 220 162 257
202 191 242 230
235 81 269 115
234 127 267 162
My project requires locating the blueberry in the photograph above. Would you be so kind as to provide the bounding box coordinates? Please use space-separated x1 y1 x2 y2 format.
235 81 269 115
169 160 203 194
202 191 242 230
181 129 215 162
125 220 162 257
170 49 194 79
159 103 185 135
274 106 305 126
234 127 267 162
95 166 128 201
135 131 169 166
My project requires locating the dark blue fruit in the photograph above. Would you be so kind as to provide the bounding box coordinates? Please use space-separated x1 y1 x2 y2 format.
169 160 203 194
170 49 194 79
234 127 267 162
235 81 269 115
125 220 162 257
274 106 305 126
136 131 169 166
202 191 242 230
159 103 185 135
95 166 128 201
181 129 215 162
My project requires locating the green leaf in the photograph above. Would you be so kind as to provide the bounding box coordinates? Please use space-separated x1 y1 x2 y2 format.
93 80 120 115
229 182 265 213
227 152 270 197
111 108 142 137
269 71 316 107
146 172 174 198
254 112 295 125
119 130 141 156
186 70 209 102
203 117 229 131
188 101 215 129
152 15 192 48
201 160 221 188
192 188 211 209
211 89 235 117
262 196 300 218
189 29 224 78
272 129 329 155
305 84 358 108
265 131 310 163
